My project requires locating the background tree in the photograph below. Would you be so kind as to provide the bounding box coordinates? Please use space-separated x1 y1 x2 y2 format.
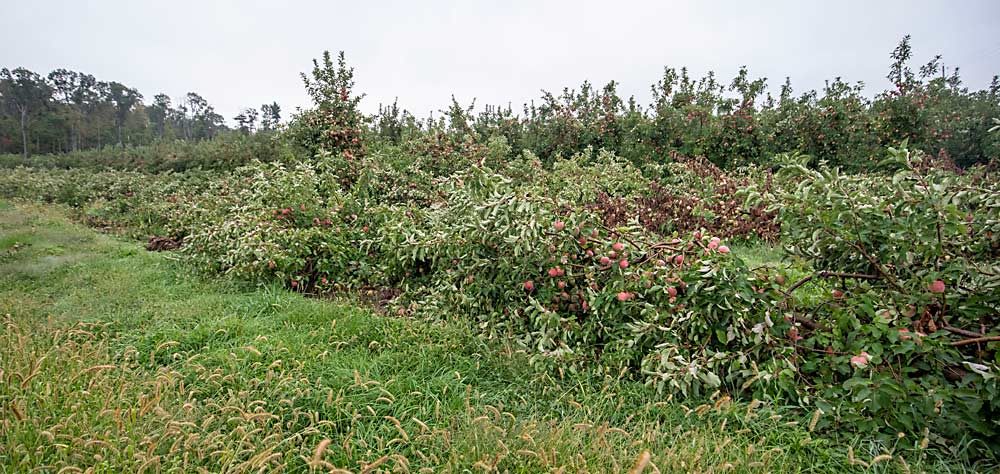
182 92 224 140
147 93 173 139
234 107 258 134
259 102 281 131
46 69 99 151
0 67 52 157
105 82 142 147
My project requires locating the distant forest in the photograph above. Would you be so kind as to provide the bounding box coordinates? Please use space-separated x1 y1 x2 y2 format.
0 67 279 156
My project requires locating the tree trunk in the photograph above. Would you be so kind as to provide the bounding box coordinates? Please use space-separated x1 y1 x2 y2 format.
71 118 79 152
19 107 28 158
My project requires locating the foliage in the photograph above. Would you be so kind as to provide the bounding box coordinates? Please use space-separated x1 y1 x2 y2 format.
0 133 284 172
3 40 1000 463
747 146 1000 454
9 201 970 473
0 67 277 156
180 161 371 288
284 51 366 187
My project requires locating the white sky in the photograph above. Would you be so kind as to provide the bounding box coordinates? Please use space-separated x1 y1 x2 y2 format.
3 0 998 123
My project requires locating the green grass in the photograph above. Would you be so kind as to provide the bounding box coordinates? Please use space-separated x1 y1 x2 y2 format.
0 202 973 472
731 242 835 307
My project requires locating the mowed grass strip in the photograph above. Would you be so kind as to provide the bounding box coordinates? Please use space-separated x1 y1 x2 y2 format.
0 201 958 473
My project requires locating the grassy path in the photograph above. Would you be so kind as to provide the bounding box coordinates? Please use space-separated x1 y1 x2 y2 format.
0 201 950 472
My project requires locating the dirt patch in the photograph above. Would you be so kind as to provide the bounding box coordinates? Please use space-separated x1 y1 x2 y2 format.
146 236 182 251
356 286 403 314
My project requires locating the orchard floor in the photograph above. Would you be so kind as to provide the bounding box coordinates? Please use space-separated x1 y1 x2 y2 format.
0 201 974 473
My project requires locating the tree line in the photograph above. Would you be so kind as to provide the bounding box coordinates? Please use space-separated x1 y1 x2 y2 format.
0 67 281 157
3 36 997 170
360 36 999 169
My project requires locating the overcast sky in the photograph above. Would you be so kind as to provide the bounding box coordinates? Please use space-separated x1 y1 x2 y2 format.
3 0 998 123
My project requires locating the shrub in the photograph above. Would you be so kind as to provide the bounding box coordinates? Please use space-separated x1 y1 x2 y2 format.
748 145 1000 453
180 161 370 289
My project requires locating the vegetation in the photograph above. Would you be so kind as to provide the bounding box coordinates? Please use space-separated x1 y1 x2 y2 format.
0 67 279 156
4 36 998 168
3 201 959 472
1 35 998 471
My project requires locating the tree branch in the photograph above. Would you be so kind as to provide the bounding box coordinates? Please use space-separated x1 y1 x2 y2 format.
784 271 880 295
942 326 983 339
951 335 1000 347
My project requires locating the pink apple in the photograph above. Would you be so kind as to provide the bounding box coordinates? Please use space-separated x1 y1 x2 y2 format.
850 351 871 368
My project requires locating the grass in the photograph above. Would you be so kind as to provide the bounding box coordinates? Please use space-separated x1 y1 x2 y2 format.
0 201 974 473
731 242 834 307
